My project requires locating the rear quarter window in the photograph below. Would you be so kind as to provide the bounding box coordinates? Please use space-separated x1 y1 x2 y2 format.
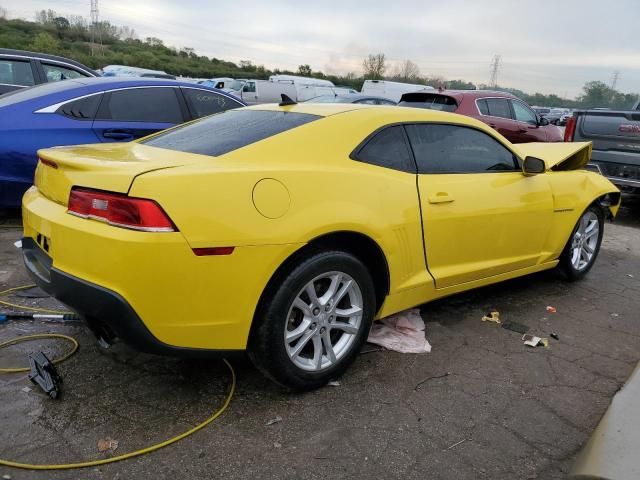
142 110 320 157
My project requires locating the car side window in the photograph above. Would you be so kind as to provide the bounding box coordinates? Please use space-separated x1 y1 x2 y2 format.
242 82 256 93
511 101 538 125
405 124 518 174
354 125 415 173
96 87 183 123
56 94 103 120
476 99 489 115
485 98 512 119
182 88 242 119
42 63 88 82
0 59 35 86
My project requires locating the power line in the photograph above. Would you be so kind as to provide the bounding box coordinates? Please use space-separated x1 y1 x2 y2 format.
489 54 502 88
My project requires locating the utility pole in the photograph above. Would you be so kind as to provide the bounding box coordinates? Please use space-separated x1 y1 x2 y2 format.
611 70 620 90
90 0 102 56
489 54 502 88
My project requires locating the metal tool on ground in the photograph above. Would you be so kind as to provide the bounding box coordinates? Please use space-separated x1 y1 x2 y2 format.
28 351 62 399
0 312 81 323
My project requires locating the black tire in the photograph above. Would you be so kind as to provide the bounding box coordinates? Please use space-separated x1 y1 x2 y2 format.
248 250 376 391
558 204 604 281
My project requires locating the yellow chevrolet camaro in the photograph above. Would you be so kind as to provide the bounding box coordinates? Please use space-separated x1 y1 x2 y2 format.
22 103 620 390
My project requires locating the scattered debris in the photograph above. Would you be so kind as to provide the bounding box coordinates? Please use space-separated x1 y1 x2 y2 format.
611 313 619 318
414 372 450 391
627 274 634 278
546 306 557 313
266 416 283 426
97 437 119 453
501 321 530 334
446 438 468 450
481 311 501 324
3 474 12 480
327 381 340 387
21 386 31 393
13 240 21 249
367 309 431 353
522 334 549 348
550 333 560 341
273 442 282 448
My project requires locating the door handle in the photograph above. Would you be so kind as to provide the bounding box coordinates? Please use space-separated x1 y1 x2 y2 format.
519 128 527 133
488 123 497 128
103 130 134 140
428 192 455 204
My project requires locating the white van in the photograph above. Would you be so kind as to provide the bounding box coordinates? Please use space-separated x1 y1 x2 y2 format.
361 80 434 102
239 80 297 104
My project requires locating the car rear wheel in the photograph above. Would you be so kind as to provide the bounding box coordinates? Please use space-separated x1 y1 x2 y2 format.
248 250 375 391
558 205 604 281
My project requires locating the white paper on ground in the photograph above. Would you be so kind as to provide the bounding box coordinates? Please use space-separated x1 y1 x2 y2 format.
14 240 22 248
367 308 431 353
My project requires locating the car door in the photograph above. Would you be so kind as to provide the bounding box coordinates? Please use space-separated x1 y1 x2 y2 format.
92 87 186 142
407 123 554 288
510 100 545 142
476 97 520 142
180 87 244 119
0 57 37 94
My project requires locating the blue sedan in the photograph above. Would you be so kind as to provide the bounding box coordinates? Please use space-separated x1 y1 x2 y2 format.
0 77 245 208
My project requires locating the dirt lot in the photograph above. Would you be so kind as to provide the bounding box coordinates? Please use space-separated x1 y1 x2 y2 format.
1 200 639 480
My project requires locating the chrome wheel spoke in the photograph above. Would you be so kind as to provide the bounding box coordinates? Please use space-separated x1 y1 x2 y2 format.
292 297 313 317
335 305 362 317
330 321 358 335
332 279 353 306
322 330 337 363
570 211 600 271
312 335 323 370
290 330 314 358
305 282 320 307
319 273 341 305
286 319 311 343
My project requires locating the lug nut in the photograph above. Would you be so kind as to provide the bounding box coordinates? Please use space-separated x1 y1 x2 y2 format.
320 327 326 334
325 304 331 312
309 322 317 330
313 308 320 316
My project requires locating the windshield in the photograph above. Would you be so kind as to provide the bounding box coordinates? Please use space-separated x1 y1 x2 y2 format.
142 109 321 157
228 80 245 91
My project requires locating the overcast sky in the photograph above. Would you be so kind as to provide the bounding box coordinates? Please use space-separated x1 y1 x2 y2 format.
3 0 639 98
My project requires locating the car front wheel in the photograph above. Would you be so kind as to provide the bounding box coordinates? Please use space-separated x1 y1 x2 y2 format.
558 205 604 280
249 250 376 391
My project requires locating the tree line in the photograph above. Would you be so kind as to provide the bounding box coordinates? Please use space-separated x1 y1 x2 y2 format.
0 10 638 109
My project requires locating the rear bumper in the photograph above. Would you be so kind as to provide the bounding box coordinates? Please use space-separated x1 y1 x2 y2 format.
22 237 236 357
21 186 303 353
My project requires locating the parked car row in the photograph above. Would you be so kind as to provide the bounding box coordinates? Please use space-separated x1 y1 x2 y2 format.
0 77 245 208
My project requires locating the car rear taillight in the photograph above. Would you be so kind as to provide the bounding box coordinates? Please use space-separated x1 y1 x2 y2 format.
67 188 177 232
564 116 576 142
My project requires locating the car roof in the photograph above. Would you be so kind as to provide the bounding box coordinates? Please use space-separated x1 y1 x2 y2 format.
0 48 98 75
400 89 519 101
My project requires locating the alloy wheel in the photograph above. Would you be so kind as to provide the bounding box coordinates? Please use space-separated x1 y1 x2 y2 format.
284 271 363 372
570 211 600 271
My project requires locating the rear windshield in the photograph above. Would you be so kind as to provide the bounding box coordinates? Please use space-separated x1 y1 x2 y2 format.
0 79 86 107
142 109 320 157
399 93 458 112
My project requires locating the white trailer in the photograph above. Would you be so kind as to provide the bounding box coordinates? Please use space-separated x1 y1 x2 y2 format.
361 80 434 102
269 74 335 88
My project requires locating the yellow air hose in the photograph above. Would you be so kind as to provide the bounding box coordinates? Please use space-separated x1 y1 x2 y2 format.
0 285 237 471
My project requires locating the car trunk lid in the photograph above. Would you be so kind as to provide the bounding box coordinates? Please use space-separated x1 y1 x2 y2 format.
515 141 592 171
35 142 203 206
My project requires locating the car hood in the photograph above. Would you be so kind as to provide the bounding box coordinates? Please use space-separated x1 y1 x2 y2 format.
515 141 591 171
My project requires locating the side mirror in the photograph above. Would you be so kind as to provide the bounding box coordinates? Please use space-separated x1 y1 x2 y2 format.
538 116 550 126
523 156 546 176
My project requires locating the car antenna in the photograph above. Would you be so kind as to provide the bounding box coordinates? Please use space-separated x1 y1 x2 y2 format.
279 94 297 106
